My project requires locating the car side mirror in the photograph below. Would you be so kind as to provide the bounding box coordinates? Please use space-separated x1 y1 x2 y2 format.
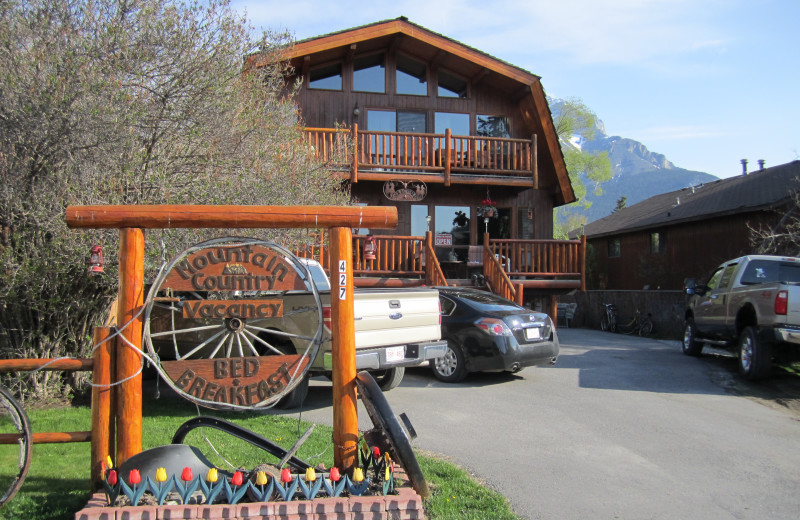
683 278 697 295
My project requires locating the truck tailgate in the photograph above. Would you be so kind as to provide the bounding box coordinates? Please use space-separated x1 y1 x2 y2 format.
353 289 441 348
786 286 800 326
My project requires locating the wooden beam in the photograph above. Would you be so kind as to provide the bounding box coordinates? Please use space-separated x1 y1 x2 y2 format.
0 358 93 372
116 228 144 466
66 205 398 230
329 227 358 473
470 68 490 87
91 326 115 489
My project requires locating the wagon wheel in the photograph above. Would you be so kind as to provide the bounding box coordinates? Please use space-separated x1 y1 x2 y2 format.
355 371 429 498
0 385 32 506
143 237 324 410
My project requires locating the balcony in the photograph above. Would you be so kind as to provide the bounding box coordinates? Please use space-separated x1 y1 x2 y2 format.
303 126 539 188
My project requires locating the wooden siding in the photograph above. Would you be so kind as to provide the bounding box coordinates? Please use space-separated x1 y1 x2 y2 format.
589 211 777 290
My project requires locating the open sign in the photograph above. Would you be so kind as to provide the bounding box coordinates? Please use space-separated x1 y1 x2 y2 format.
434 233 452 246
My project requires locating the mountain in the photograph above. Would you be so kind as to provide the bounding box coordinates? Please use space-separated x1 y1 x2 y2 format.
551 100 719 224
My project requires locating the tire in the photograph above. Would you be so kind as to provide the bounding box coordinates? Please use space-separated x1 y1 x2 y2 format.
276 374 310 409
370 367 405 391
431 341 467 383
682 318 703 356
738 326 772 381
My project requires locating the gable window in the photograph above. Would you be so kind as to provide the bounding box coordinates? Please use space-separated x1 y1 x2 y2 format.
309 63 342 90
608 238 621 258
353 53 385 93
477 115 510 137
438 69 467 98
396 54 427 96
650 232 666 254
434 112 470 136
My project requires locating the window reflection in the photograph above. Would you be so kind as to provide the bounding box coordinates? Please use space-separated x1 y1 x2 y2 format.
438 70 467 98
477 115 510 137
411 205 428 236
309 63 342 90
354 54 385 93
434 205 470 261
396 54 427 96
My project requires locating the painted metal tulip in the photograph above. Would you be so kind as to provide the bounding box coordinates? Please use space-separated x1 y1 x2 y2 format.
181 467 193 482
255 471 268 486
156 467 168 483
352 467 364 482
373 446 380 458
128 469 141 485
280 468 292 483
385 467 391 481
206 468 219 483
305 467 317 482
329 467 341 482
105 455 114 470
107 469 117 486
231 471 243 486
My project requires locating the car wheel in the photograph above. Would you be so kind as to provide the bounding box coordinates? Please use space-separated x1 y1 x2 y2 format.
431 341 467 383
738 326 772 380
370 367 405 391
682 318 703 356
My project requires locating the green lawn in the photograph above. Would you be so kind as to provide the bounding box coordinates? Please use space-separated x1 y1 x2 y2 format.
0 395 520 520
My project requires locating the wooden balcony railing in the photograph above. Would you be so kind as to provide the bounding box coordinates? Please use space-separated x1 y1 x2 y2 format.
303 125 538 186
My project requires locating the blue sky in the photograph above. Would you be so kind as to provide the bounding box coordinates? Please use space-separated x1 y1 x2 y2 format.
232 0 799 179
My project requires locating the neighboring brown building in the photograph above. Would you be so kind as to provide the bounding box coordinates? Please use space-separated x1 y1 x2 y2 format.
581 160 800 290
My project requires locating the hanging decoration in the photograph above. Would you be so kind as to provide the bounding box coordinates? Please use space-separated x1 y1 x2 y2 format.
383 180 427 201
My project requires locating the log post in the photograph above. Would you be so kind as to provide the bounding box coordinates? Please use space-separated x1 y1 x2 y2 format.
580 234 587 291
444 128 452 186
115 228 144 466
329 227 358 473
91 326 115 489
532 133 538 189
352 124 359 183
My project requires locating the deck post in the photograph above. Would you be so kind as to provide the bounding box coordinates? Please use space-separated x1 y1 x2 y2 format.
91 326 115 489
329 227 359 473
531 133 538 189
352 123 359 183
115 228 144 466
444 128 452 186
580 234 587 291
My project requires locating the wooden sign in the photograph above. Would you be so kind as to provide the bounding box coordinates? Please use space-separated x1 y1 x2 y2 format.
161 355 310 407
162 243 305 292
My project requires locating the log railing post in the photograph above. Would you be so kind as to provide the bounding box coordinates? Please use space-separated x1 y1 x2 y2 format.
580 234 587 291
91 326 115 489
531 133 538 189
444 128 452 186
115 228 144 466
329 227 358 474
352 124 359 183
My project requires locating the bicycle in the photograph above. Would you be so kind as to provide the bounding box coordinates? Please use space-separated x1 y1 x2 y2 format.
617 310 654 337
600 303 617 333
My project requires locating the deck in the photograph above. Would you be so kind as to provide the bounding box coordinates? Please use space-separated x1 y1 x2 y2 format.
303 126 539 188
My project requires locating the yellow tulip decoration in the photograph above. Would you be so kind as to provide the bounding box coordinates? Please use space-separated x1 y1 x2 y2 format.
348 466 370 496
156 467 168 482
352 467 364 482
256 471 269 486
152 467 173 505
250 469 274 502
200 467 223 504
297 465 323 500
305 467 317 482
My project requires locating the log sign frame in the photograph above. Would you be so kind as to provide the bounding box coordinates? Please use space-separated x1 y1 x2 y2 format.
143 237 324 410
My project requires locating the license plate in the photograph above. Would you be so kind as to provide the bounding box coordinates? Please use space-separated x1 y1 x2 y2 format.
386 346 405 362
525 327 541 340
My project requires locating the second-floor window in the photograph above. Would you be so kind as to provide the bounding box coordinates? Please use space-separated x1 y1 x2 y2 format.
396 54 427 96
438 69 467 98
608 238 621 258
353 53 385 93
477 115 510 137
309 63 342 90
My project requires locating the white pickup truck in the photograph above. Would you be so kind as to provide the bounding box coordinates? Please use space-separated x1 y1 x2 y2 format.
148 257 446 407
683 255 800 380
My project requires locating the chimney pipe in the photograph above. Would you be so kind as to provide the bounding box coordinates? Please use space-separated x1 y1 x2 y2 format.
741 159 748 175
758 159 765 170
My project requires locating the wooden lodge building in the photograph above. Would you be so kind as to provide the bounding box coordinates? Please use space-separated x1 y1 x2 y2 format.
253 17 586 311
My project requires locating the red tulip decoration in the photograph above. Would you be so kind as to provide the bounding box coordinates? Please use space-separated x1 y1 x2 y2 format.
322 466 346 498
177 466 199 505
223 470 249 505
107 470 117 486
281 468 292 484
329 467 340 482
181 467 193 482
128 469 141 485
119 468 147 507
232 470 244 487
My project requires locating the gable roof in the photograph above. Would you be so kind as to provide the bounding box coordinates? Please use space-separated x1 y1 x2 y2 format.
251 17 575 205
582 160 800 239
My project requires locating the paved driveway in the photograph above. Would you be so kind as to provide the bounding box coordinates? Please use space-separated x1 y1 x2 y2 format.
291 328 800 519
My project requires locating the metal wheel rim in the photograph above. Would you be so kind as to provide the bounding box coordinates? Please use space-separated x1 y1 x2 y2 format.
741 335 754 372
434 346 458 377
683 324 693 351
0 386 32 505
143 237 324 410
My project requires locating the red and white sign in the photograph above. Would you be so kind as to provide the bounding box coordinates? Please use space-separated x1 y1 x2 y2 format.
434 233 452 246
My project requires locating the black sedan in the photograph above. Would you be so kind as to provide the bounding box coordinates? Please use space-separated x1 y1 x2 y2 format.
431 287 559 382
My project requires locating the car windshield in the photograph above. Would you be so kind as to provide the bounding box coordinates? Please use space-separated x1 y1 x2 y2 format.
452 291 521 312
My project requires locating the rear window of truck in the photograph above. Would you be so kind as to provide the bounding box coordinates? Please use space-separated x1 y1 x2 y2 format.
740 260 800 285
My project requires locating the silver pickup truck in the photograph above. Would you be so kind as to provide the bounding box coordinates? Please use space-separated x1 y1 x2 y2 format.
148 258 446 406
683 255 800 380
